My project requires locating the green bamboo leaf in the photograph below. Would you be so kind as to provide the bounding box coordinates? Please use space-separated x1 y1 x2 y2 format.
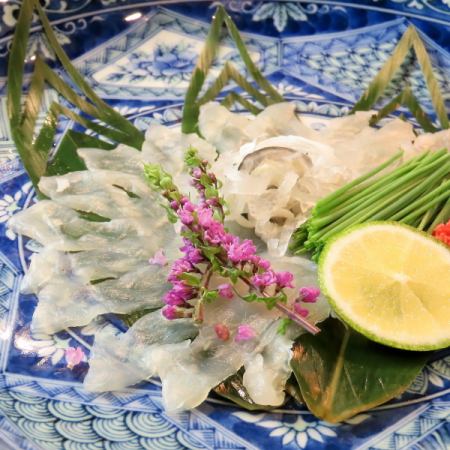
46 129 114 176
352 25 448 129
291 318 429 422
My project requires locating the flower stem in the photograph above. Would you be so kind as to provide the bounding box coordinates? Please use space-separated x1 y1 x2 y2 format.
237 272 320 335
274 302 320 335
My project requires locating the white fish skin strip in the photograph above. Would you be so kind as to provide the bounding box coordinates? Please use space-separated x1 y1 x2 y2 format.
199 102 316 154
201 101 418 255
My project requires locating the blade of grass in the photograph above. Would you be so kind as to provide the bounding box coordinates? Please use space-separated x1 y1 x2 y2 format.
182 5 283 133
369 87 437 132
352 25 448 129
221 92 262 114
34 0 143 144
52 103 138 147
182 6 226 133
223 9 283 103
198 62 271 107
7 0 34 128
411 27 449 129
352 26 415 112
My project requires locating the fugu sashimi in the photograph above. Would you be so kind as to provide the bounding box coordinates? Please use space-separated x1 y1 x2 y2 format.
84 311 198 392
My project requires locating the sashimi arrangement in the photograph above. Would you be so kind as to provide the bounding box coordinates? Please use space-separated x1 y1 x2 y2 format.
6 0 450 422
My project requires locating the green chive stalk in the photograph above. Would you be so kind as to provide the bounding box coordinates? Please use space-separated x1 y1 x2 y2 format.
289 150 450 259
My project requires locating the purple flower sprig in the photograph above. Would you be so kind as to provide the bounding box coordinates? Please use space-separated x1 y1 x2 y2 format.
144 149 320 335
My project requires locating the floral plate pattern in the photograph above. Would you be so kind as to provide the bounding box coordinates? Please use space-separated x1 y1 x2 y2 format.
0 1 449 449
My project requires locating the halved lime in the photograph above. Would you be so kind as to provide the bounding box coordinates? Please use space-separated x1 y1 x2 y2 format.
319 222 450 351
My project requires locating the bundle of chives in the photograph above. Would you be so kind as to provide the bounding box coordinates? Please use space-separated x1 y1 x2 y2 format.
289 149 450 260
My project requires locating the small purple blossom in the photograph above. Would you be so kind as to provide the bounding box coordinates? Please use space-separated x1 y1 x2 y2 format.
183 200 195 212
276 271 294 289
164 281 195 305
235 324 256 342
162 305 178 320
168 258 193 282
299 286 320 303
180 239 203 264
251 270 277 288
149 249 167 266
226 238 256 263
146 149 319 333
294 303 309 317
250 256 271 270
179 208 194 225
218 283 234 299
197 207 214 228
214 323 230 341
203 221 226 244
65 347 84 369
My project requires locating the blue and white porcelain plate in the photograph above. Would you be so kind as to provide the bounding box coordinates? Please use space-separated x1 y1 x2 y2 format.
0 1 449 449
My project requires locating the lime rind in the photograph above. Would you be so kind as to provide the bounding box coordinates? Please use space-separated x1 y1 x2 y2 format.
318 221 450 351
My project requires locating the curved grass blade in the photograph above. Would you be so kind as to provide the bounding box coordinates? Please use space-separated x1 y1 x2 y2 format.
182 6 225 133
34 0 143 144
221 92 262 114
52 103 138 148
7 0 42 184
411 27 449 129
7 0 34 128
8 0 145 190
198 62 271 107
369 88 437 132
182 5 283 133
352 25 448 130
223 12 283 103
